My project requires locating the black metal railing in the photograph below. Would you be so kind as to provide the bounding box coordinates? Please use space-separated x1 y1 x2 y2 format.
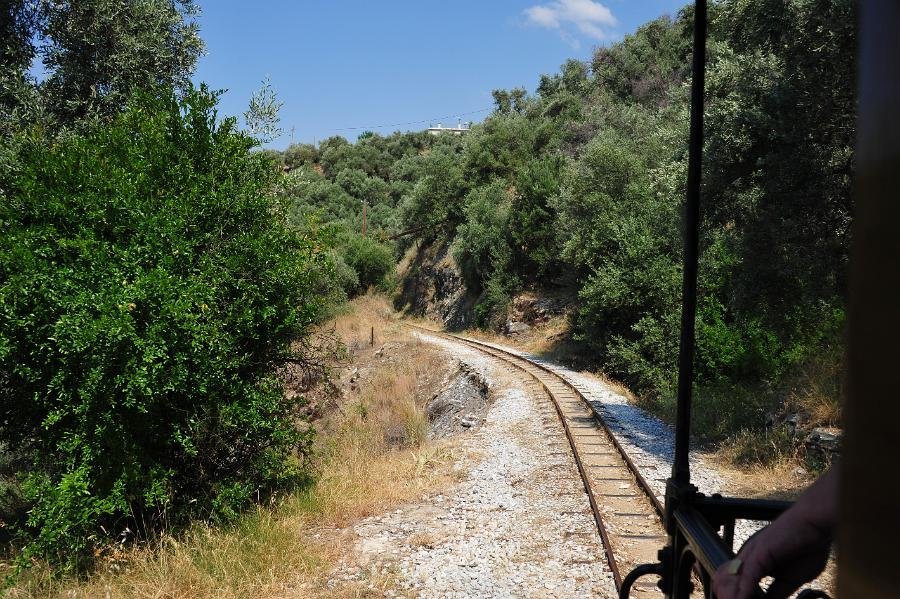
620 492 830 597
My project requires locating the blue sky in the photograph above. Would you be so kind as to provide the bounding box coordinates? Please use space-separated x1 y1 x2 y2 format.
192 1 688 148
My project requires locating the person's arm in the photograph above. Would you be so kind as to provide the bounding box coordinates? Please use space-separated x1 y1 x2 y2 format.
712 465 838 599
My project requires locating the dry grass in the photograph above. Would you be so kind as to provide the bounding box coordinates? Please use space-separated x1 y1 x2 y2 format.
783 351 843 428
330 292 403 350
310 360 452 528
8 507 339 599
705 451 812 501
462 315 568 356
708 348 843 475
5 294 454 599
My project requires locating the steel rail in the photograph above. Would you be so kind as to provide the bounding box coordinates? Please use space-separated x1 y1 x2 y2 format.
422 327 664 517
407 323 668 593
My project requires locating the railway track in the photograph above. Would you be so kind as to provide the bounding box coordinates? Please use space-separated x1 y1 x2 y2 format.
408 324 667 597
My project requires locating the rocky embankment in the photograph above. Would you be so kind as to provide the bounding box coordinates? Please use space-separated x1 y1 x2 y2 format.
395 241 476 330
395 241 574 336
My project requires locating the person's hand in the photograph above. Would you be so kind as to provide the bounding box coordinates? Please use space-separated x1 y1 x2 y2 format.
712 466 837 599
712 516 831 598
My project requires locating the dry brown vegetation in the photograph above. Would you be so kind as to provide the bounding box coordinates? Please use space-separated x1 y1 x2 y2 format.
5 294 456 598
782 350 843 429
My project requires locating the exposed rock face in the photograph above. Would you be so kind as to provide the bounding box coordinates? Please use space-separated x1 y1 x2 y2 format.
510 294 570 326
805 427 842 459
425 363 490 438
500 292 572 336
395 241 476 330
504 321 531 335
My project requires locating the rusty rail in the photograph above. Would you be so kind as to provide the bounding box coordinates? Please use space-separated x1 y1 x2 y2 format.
407 323 667 594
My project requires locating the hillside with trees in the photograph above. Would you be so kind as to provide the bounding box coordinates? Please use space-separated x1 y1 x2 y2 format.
0 0 853 587
272 0 853 461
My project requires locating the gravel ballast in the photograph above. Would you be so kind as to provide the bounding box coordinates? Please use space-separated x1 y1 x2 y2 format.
333 334 617 598
444 335 763 547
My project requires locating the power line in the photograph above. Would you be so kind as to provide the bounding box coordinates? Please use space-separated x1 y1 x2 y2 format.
327 107 493 133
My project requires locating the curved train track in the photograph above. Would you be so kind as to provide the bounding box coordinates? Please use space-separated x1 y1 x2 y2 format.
408 324 667 597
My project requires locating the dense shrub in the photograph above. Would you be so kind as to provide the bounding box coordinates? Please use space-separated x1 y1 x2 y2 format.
0 87 329 572
282 142 318 169
508 156 563 281
454 182 511 289
401 144 469 237
340 233 395 294
453 182 519 325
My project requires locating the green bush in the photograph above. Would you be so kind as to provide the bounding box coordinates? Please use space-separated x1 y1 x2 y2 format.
509 156 563 281
454 182 512 290
282 142 318 169
340 234 394 294
452 182 520 326
328 250 361 298
401 144 469 238
0 87 329 572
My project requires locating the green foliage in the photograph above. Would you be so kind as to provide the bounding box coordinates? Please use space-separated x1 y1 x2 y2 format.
704 0 855 328
0 87 327 572
269 131 445 294
554 131 682 395
402 144 469 236
491 87 528 114
340 234 395 294
537 59 590 98
464 110 558 185
0 0 39 83
334 168 392 208
244 77 283 143
319 135 365 176
454 182 510 288
39 0 203 123
399 0 855 455
592 14 692 107
327 250 361 298
279 167 358 226
508 156 563 280
283 143 319 170
453 183 522 326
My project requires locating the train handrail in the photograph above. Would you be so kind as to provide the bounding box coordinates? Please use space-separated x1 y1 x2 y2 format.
619 493 830 598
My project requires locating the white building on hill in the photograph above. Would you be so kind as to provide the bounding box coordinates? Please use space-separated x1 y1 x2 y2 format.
427 121 471 135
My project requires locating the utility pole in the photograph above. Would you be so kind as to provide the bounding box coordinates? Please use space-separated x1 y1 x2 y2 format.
290 126 295 144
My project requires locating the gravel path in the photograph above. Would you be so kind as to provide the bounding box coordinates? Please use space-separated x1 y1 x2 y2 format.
332 334 617 598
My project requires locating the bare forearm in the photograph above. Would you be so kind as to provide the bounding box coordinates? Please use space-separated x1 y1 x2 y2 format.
782 463 839 540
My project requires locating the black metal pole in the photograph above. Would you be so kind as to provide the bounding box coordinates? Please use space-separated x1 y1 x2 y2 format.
673 0 707 486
